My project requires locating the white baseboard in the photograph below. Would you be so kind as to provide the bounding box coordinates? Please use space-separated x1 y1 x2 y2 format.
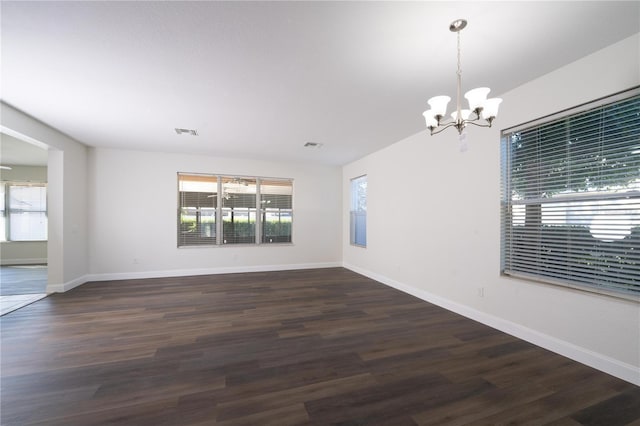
342 262 640 387
1 258 47 266
48 262 341 292
47 274 89 293
84 262 342 283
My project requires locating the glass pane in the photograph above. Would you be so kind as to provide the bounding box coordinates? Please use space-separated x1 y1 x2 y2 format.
178 174 217 246
222 207 256 244
0 184 4 242
178 174 217 194
10 212 47 241
351 176 367 212
502 92 640 296
10 185 46 211
222 177 256 244
262 209 292 243
350 212 366 247
8 185 47 241
260 179 293 243
350 176 367 246
0 216 5 242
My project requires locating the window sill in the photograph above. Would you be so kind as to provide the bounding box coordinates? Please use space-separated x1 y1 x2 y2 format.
1 240 48 243
501 271 640 303
178 242 295 249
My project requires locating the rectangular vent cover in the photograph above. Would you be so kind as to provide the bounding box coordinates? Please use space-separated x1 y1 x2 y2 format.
175 128 198 136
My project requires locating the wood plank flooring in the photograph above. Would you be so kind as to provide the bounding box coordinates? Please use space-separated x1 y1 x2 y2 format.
0 265 48 295
1 268 638 425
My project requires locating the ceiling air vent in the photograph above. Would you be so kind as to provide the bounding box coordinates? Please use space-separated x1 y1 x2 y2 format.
304 142 323 148
175 128 198 136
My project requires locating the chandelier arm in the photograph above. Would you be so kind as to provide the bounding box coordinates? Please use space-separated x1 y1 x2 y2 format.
429 121 460 135
463 120 493 129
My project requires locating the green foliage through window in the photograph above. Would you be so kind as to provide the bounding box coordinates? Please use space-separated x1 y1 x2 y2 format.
501 89 640 298
178 174 292 246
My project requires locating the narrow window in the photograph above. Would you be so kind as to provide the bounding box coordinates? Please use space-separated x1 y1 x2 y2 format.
0 184 6 241
260 178 293 243
350 175 367 247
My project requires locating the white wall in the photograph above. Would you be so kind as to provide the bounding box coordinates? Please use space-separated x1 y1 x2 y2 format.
87 148 342 279
0 241 47 266
1 103 89 292
0 165 48 265
342 34 640 384
0 165 47 181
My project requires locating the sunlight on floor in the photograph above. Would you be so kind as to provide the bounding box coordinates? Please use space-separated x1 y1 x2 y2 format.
0 293 47 316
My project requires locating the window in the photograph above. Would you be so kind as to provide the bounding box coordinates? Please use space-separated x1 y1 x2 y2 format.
501 88 640 299
260 179 293 243
0 184 5 242
178 173 293 247
222 177 257 244
1 183 48 242
178 174 217 246
350 175 367 247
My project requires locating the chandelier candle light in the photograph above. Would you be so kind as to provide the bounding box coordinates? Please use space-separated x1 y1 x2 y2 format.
423 19 502 136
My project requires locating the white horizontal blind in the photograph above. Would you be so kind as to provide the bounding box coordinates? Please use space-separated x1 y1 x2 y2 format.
178 174 217 246
8 184 48 241
501 88 640 298
0 184 5 241
260 178 293 243
178 173 293 247
221 176 257 244
350 175 367 247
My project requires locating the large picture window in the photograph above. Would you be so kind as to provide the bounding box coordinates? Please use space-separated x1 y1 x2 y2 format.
501 88 640 299
1 183 48 242
178 173 292 247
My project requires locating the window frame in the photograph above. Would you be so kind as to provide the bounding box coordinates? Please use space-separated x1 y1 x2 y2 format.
177 173 293 247
350 174 367 248
500 86 640 301
1 181 48 242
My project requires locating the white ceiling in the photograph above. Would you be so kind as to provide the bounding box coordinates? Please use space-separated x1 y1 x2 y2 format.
1 1 639 166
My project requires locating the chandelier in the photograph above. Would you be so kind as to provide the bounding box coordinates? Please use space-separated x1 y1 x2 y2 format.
422 19 502 136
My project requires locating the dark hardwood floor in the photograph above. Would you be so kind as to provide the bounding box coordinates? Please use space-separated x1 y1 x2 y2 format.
1 268 638 425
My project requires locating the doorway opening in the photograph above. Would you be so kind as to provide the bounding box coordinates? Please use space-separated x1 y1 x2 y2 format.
0 132 49 315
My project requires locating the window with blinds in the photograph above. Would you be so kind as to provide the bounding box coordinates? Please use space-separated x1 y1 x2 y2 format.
0 184 5 241
177 173 293 247
222 176 257 244
0 183 48 242
178 174 217 246
350 175 367 247
260 179 293 243
501 87 640 299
